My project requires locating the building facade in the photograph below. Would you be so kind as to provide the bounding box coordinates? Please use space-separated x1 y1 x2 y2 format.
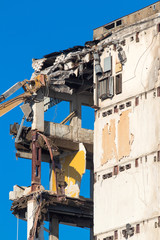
93 2 160 239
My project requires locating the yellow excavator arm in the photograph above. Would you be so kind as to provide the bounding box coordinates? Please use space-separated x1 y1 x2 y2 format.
0 92 31 117
0 74 46 117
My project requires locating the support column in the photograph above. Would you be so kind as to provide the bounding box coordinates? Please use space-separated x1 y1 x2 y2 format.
70 95 81 141
27 199 44 240
32 89 44 132
49 217 59 240
27 199 38 240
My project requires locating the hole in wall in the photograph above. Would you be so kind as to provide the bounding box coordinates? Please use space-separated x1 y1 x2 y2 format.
81 105 94 130
116 20 122 26
41 162 50 190
80 169 91 198
44 101 70 124
105 22 115 30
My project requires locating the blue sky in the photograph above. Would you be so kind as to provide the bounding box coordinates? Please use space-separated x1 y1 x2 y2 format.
0 0 157 239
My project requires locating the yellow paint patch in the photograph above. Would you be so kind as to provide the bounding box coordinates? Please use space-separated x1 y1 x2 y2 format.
115 62 122 73
118 110 131 160
60 150 86 198
101 119 118 165
51 164 57 193
101 110 132 165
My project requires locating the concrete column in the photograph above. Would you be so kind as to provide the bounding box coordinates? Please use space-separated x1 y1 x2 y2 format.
27 199 38 240
27 199 44 240
32 90 44 132
49 217 59 240
70 95 81 141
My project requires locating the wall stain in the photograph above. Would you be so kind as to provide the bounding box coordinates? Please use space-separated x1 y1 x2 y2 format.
101 110 132 165
101 119 118 165
118 110 131 160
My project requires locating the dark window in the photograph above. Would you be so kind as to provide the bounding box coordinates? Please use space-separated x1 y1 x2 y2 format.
114 230 118 239
119 166 125 172
105 22 115 30
126 101 132 107
116 74 122 94
136 224 140 233
119 104 125 110
126 164 131 170
116 20 122 26
99 77 114 100
136 32 139 42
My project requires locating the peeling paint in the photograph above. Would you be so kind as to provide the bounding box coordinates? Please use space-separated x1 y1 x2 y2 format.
101 110 132 165
60 144 86 198
101 119 118 165
118 110 131 160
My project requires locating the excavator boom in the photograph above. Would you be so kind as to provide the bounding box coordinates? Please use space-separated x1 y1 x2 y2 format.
0 80 26 103
0 74 46 117
0 92 31 117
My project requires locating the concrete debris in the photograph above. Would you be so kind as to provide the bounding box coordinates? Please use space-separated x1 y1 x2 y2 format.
9 185 44 200
10 190 93 229
31 46 94 96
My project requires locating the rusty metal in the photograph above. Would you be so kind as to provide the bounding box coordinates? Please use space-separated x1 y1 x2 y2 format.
157 151 160 161
31 131 41 192
38 133 58 193
114 230 118 239
113 165 118 175
136 224 140 233
136 32 139 42
135 158 139 168
135 96 139 106
157 87 160 97
114 105 118 113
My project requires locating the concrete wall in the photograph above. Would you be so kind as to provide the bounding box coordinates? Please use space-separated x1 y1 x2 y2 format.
94 14 160 239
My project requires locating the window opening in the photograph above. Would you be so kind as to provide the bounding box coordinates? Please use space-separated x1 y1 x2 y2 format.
116 74 122 95
44 101 70 124
99 76 114 100
105 22 115 30
81 105 94 130
104 56 112 73
116 20 122 26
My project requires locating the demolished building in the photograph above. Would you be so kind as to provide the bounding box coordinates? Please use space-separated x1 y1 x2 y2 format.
1 1 160 239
